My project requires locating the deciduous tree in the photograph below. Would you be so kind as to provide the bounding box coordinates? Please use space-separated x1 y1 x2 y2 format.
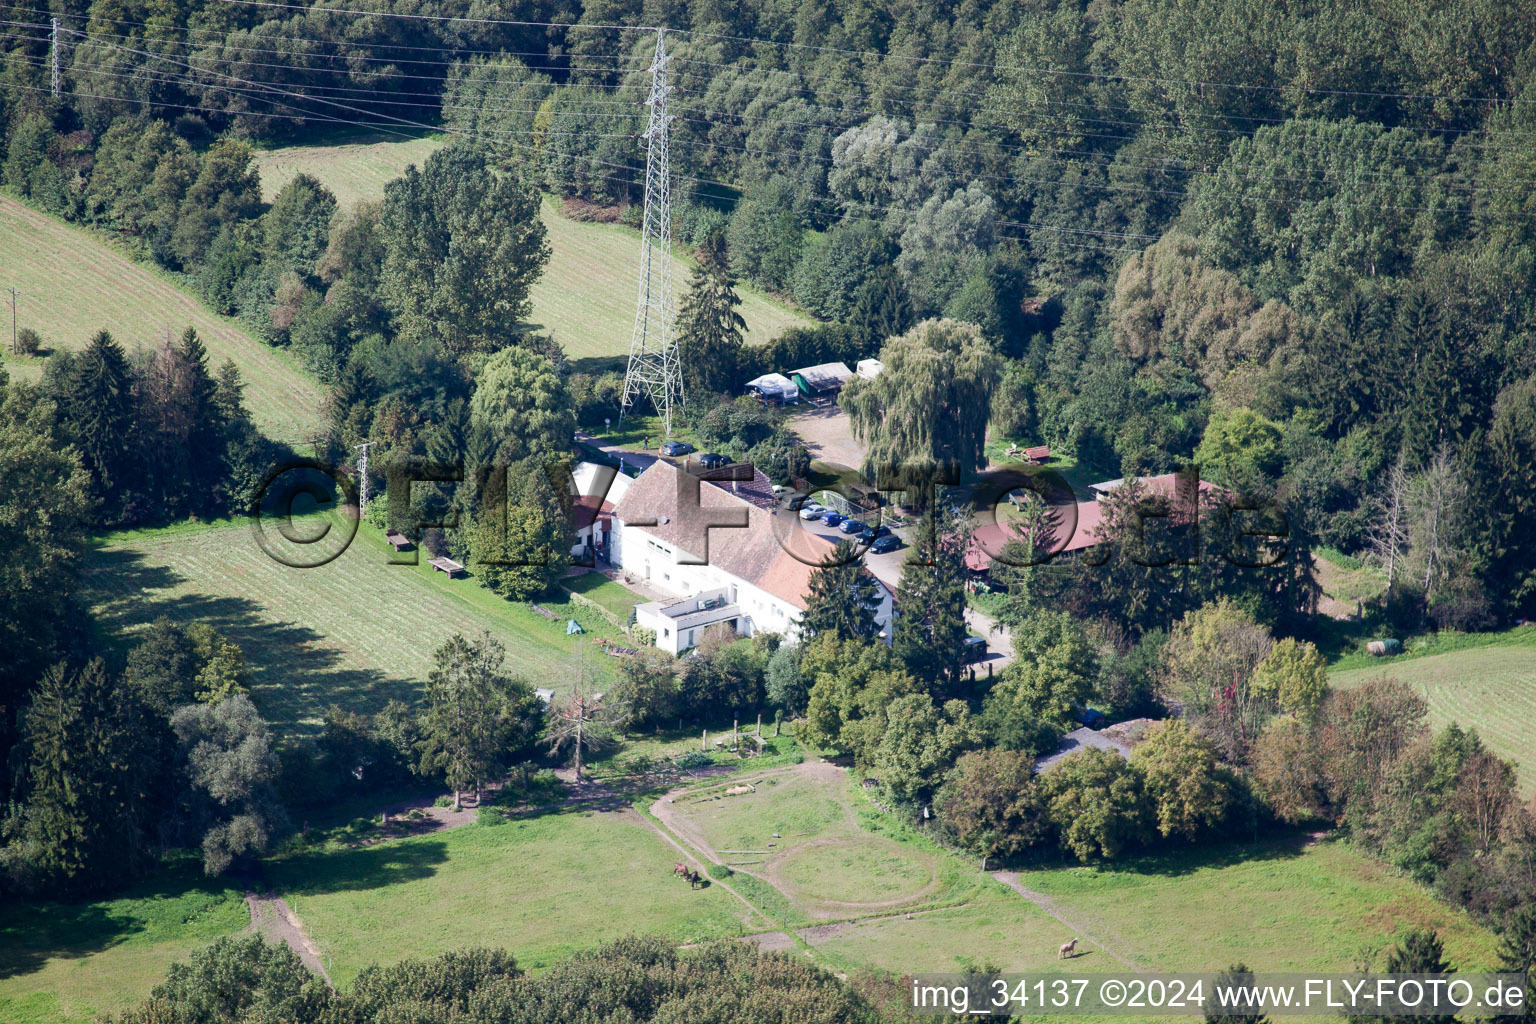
1134 719 1236 840
936 749 1049 864
417 632 544 805
379 143 550 355
1040 747 1152 862
169 695 286 875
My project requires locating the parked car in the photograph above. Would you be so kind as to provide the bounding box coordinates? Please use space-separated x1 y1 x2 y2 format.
1075 706 1106 728
820 511 846 526
698 452 731 469
660 440 693 457
838 518 866 534
798 503 828 520
963 636 989 662
870 534 902 553
858 524 893 542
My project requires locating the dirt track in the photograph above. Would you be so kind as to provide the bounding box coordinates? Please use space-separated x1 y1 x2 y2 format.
246 892 332 985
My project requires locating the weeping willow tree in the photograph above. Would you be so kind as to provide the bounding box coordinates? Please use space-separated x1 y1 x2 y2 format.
840 318 1002 504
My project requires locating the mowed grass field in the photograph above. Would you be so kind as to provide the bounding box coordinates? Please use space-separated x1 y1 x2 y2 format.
253 135 811 360
267 810 764 987
0 195 322 444
253 133 447 208
810 840 1500 978
1014 839 1500 973
1332 630 1536 795
83 520 628 737
0 870 248 1024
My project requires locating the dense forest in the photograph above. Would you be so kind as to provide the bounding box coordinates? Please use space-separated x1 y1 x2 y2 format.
3 0 1533 621
1 0 1534 986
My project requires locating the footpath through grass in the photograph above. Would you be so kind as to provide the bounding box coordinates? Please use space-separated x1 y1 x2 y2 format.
0 194 322 445
83 519 628 737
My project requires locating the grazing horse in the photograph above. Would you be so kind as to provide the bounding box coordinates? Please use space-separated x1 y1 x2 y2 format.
1058 938 1078 959
672 861 689 878
687 869 704 889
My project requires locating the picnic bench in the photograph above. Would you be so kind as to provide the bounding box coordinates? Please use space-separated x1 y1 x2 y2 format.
429 556 466 577
385 529 412 551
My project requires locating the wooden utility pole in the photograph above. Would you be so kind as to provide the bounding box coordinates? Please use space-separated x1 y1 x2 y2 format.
4 289 16 355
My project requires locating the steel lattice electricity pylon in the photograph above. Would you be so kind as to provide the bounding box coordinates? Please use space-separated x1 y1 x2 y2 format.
620 29 684 437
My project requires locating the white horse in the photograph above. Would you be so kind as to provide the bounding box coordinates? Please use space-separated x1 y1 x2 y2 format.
1058 938 1078 959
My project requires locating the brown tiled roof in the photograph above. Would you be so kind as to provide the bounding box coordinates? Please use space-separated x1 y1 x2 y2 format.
612 460 834 609
572 495 614 531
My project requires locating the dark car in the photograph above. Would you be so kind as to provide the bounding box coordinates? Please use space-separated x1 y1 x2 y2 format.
858 524 893 542
1075 706 1106 728
820 511 846 526
837 518 866 534
963 636 989 662
870 534 901 553
697 452 731 469
660 440 694 457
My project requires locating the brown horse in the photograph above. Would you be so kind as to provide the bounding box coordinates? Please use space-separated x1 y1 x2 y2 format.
672 861 689 877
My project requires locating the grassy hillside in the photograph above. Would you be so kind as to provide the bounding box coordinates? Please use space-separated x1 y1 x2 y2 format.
0 195 322 445
253 132 446 208
252 136 811 361
83 519 628 737
1332 628 1536 795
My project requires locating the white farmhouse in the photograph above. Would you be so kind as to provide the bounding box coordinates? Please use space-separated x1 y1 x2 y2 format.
607 459 893 654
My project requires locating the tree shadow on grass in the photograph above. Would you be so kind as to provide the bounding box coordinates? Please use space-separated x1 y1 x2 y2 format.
0 866 242 983
83 547 419 738
265 838 449 897
1002 829 1317 879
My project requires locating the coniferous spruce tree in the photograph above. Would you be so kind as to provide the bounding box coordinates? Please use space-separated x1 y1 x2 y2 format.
800 539 885 644
64 330 137 515
675 234 747 396
19 660 159 891
894 508 972 694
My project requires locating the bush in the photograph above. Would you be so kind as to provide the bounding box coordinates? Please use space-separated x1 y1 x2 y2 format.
478 806 511 826
14 328 41 355
705 862 732 879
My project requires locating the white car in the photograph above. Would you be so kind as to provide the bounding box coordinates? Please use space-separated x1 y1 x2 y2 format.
798 503 828 520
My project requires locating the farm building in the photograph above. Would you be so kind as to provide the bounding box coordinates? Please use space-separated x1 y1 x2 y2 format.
964 472 1228 575
790 361 854 400
855 358 884 379
1089 471 1220 502
965 499 1104 573
609 459 893 653
569 461 633 561
744 372 800 405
